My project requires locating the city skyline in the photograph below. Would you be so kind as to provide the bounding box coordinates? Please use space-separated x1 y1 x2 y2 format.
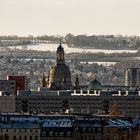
0 0 140 36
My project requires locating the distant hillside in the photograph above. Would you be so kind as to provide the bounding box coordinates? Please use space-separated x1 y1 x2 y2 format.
65 34 140 50
0 34 140 50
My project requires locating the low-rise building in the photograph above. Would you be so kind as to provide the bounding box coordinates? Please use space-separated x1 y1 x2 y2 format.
15 90 140 117
0 115 41 140
0 114 139 140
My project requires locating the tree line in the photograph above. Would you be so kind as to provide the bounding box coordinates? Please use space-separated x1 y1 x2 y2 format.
0 34 140 49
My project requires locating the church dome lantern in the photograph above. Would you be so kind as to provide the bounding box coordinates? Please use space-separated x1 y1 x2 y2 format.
56 43 65 64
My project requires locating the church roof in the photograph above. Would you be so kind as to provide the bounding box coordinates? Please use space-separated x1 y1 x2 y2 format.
50 64 71 81
88 79 102 90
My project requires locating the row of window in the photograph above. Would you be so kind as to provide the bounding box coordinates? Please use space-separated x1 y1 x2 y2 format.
12 135 38 140
0 135 38 140
48 131 72 137
75 127 102 132
45 128 102 137
16 98 140 103
0 129 38 133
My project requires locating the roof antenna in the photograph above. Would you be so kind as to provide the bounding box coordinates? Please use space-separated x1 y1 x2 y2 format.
59 39 62 45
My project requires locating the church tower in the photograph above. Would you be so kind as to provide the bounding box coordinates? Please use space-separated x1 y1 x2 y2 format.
74 74 80 90
47 44 72 90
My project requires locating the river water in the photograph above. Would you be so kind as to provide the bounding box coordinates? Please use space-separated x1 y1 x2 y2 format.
9 43 137 54
6 43 139 66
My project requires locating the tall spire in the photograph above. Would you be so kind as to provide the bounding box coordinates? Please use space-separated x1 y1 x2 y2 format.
74 74 80 90
41 73 47 87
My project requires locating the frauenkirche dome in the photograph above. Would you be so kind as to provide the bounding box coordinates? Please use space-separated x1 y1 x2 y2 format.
47 44 72 90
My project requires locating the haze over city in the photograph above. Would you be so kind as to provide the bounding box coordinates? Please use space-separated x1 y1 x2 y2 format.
0 0 140 36
0 1 140 139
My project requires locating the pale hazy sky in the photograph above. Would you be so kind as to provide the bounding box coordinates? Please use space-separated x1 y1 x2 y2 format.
0 0 140 36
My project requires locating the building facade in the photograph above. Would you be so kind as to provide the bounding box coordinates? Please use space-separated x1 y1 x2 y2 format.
0 80 16 95
0 115 41 140
125 68 140 87
0 96 15 113
7 76 28 94
14 90 140 117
